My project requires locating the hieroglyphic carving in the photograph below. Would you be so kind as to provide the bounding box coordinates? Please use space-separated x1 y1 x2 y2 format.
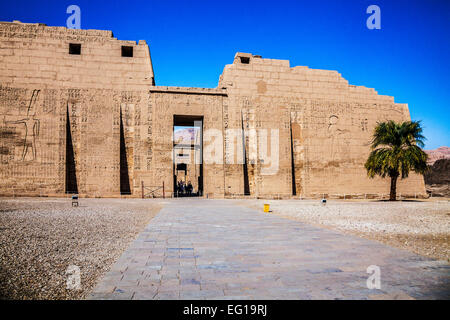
146 92 153 170
0 22 113 42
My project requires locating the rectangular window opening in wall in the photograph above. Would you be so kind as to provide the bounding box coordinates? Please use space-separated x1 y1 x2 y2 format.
240 56 250 64
69 43 81 55
121 46 133 57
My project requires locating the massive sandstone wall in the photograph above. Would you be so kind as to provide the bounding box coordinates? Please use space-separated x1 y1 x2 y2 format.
0 22 426 198
219 53 426 198
0 86 149 196
0 21 154 89
0 21 153 196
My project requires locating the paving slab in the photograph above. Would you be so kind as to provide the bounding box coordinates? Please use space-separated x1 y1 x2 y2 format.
89 199 450 300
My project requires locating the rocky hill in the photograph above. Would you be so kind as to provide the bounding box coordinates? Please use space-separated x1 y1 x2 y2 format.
425 146 450 165
424 147 450 197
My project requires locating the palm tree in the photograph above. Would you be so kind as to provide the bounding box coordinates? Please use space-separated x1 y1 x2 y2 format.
365 120 428 201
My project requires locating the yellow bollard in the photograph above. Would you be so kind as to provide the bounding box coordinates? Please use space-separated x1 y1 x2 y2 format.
263 204 270 213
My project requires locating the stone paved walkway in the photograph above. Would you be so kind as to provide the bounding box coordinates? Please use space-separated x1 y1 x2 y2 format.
88 200 449 300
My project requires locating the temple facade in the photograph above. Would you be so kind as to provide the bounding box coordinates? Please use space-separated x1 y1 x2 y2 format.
0 21 426 198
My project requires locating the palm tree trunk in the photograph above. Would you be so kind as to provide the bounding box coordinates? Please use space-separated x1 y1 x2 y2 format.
389 175 398 201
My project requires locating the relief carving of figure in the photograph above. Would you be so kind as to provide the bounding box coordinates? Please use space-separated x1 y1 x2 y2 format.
327 115 349 162
6 89 40 161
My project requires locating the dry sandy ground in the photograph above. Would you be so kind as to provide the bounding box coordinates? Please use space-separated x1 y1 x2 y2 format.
1 197 448 300
0 198 161 300
244 199 450 262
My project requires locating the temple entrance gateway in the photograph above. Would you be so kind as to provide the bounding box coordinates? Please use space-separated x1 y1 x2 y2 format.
173 115 203 197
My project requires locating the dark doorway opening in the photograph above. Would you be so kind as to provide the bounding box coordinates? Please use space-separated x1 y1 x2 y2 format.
120 109 131 195
65 104 78 194
173 115 203 197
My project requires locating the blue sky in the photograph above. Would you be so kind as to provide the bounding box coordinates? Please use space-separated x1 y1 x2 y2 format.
1 0 449 149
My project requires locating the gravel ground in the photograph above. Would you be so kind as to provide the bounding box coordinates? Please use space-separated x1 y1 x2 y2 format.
0 198 161 300
2 197 448 299
244 199 450 262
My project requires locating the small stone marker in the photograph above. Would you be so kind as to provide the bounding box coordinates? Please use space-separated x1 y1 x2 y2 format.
72 194 79 207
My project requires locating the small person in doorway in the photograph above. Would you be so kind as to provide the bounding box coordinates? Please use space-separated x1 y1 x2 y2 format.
180 181 185 196
187 181 193 196
175 181 180 197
